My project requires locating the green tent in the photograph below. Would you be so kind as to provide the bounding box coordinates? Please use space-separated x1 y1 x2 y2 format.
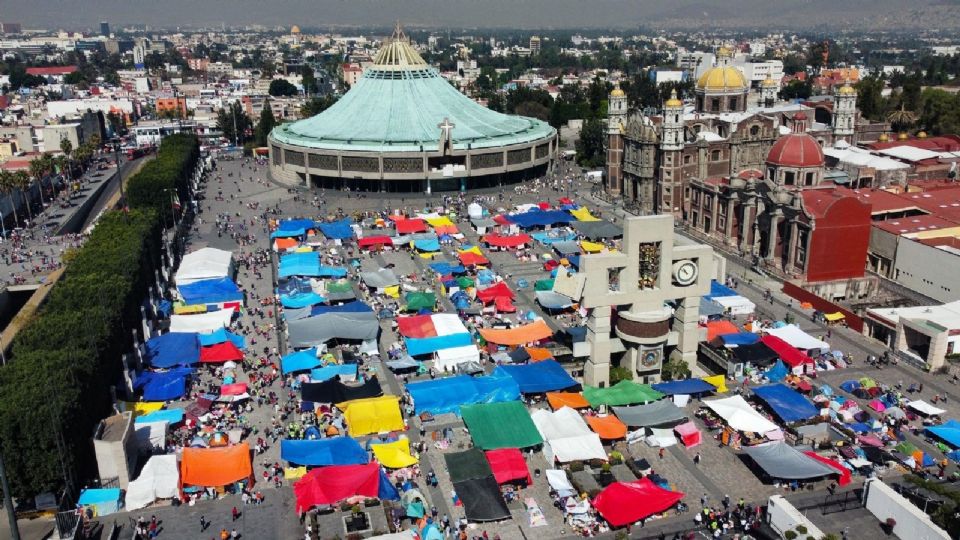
583 380 664 407
460 401 543 449
456 276 475 289
534 279 555 291
326 280 353 294
444 448 494 483
895 441 918 455
405 291 436 311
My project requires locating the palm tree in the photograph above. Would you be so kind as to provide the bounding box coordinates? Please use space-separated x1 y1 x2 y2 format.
0 171 16 232
59 137 73 180
27 157 45 212
13 170 32 223
888 103 919 134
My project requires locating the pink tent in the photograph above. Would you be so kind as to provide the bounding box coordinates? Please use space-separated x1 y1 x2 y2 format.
674 421 702 448
867 399 886 412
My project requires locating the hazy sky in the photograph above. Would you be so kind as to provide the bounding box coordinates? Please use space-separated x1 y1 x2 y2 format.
1 0 939 30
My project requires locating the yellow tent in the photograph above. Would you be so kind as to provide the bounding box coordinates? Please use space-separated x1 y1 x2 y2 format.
384 285 401 298
337 396 405 437
425 216 455 228
570 207 600 221
284 466 307 480
702 375 728 393
119 401 165 417
294 246 313 253
459 246 484 257
370 437 419 468
173 303 207 315
824 312 845 322
580 241 604 253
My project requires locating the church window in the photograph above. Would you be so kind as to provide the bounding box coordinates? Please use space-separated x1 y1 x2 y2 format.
805 172 815 186
711 98 720 112
729 97 738 110
750 125 760 136
711 149 721 161
784 171 795 185
683 154 692 165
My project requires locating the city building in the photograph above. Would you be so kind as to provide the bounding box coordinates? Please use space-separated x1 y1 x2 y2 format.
269 25 557 193
529 36 541 55
100 21 110 37
864 300 960 370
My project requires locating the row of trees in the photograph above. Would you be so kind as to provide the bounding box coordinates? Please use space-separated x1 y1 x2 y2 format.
857 75 960 136
0 135 200 499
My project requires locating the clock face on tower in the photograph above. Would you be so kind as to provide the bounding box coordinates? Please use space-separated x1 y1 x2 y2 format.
672 259 699 287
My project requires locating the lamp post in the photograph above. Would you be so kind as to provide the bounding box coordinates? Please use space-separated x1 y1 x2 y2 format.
113 140 125 209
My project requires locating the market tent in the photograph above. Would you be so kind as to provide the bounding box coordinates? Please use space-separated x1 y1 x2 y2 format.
407 373 519 416
338 396 405 437
803 451 851 486
764 324 829 350
446 448 495 483
674 421 702 448
395 218 428 234
586 415 628 439
169 308 234 334
200 341 244 363
460 401 543 449
424 215 459 235
715 332 761 346
584 380 664 407
531 230 578 244
535 291 575 310
281 437 369 466
568 207 600 221
178 277 243 306
294 463 396 512
476 282 515 304
271 219 316 238
743 442 839 480
397 313 470 339
482 233 533 248
405 333 474 357
414 238 440 252
198 328 246 349
143 332 200 368
318 218 354 240
546 392 591 410
287 312 379 348
760 335 814 369
77 488 122 516
509 209 573 228
135 409 185 425
926 420 960 448
531 407 607 462
570 220 622 239
454 477 511 522
134 369 192 401
580 240 605 253
175 247 234 285
180 442 252 487
281 349 322 374
706 320 740 342
703 395 779 434
125 455 179 511
907 400 948 416
404 292 436 311
731 342 780 368
765 360 789 382
371 438 419 468
429 262 467 275
358 236 393 248
302 376 382 404
274 237 299 251
534 279 555 291
485 449 532 485
751 384 820 423
613 400 687 427
711 295 756 316
593 478 684 527
458 249 490 266
360 269 400 288
478 320 553 346
310 364 358 382
495 360 577 393
221 382 248 396
702 375 728 393
651 379 716 396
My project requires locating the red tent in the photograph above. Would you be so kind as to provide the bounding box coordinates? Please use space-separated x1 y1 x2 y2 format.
558 197 574 205
477 282 515 304
674 421 702 448
593 478 685 527
542 259 559 271
221 383 248 396
200 342 244 363
396 315 438 338
537 202 550 210
358 236 392 248
485 449 532 485
294 463 381 512
494 296 516 313
492 215 513 225
395 219 428 234
760 335 813 369
803 451 851 486
458 251 489 266
482 233 533 249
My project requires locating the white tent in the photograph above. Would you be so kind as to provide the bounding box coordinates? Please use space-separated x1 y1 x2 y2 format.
124 455 179 511
434 345 480 372
175 247 234 285
532 407 607 463
711 295 756 316
169 308 234 334
906 400 947 416
546 469 576 495
645 427 678 447
134 421 168 452
764 324 829 350
704 395 780 434
468 203 484 219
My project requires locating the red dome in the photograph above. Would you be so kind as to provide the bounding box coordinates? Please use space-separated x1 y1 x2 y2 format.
766 133 824 168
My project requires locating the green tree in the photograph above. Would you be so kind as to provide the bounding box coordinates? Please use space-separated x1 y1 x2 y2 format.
255 99 277 147
300 95 339 118
59 137 73 180
780 79 813 100
0 170 19 228
575 117 605 168
216 102 253 146
856 76 887 121
301 65 317 96
268 78 298 97
919 88 960 135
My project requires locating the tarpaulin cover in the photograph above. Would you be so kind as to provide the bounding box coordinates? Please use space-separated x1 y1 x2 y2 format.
179 277 243 306
495 360 576 393
478 320 553 346
405 292 436 311
458 250 490 266
180 442 252 487
397 313 467 338
176 247 233 285
77 488 121 516
717 332 760 346
485 449 532 485
705 280 738 300
593 478 684 527
587 415 628 439
405 333 474 356
546 392 590 410
287 311 379 348
445 448 494 483
702 375 728 393
318 218 354 240
274 237 299 251
134 409 185 425
279 252 348 278
294 463 390 512
651 379 716 396
310 364 358 382
743 442 838 480
221 383 248 396
395 218 428 234
271 219 316 238
764 324 829 350
613 400 687 427
429 262 466 275
144 332 200 368
760 335 814 368
732 341 780 367
674 421 702 448
477 282 515 303
371 438 418 468
453 477 511 522
535 291 575 310
198 328 246 349
358 236 393 248
338 396 405 436
125 455 179 511
482 233 532 248
534 279 555 291
907 400 947 416
765 359 789 382
360 269 400 288
414 238 440 252
407 373 519 416
281 437 369 466
703 395 779 434
927 420 960 448
803 451 851 486
281 349 321 374
302 376 382 403
531 407 607 462
200 341 245 363
424 215 458 235
569 207 600 221
706 320 740 342
460 401 543 449
584 380 664 407
751 383 820 423
509 209 573 228
135 370 191 401
570 220 622 239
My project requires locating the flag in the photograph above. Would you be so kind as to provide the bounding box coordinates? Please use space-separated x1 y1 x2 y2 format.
171 193 181 210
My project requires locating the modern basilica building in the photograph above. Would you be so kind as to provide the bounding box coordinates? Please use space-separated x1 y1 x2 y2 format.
269 26 557 192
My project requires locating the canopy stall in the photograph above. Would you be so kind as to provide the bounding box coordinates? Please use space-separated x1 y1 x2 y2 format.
360 269 400 289
287 311 379 348
143 332 200 368
763 324 830 350
169 308 234 334
338 396 405 437
407 373 520 416
546 392 591 410
584 380 664 407
175 247 234 285
302 376 382 404
371 438 419 468
926 420 960 448
125 455 179 511
180 443 253 487
280 349 322 374
294 463 397 512
318 218 355 240
651 379 716 396
674 421 702 448
482 233 533 248
907 400 948 417
613 400 687 428
495 360 577 393
760 335 815 373
751 383 820 423
280 437 369 466
703 395 779 434
460 401 543 449
535 291 576 310
485 449 532 485
77 488 122 517
531 407 607 463
743 442 839 480
478 320 553 346
592 478 684 527
178 277 243 307
586 415 628 440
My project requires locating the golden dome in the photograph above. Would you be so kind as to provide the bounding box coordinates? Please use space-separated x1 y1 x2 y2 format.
717 46 733 58
917 131 928 139
291 25 301 34
697 66 748 92
837 84 856 96
664 88 682 108
898 132 909 141
610 86 625 98
878 133 890 142
761 76 777 88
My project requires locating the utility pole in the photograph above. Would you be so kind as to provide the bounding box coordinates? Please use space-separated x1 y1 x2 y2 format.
113 141 125 209
0 450 20 540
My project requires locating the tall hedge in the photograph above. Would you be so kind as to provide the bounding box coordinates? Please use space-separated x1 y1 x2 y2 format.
0 135 198 498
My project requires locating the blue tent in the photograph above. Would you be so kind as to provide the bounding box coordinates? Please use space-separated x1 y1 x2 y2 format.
567 255 581 269
78 488 122 516
144 332 200 368
378 469 400 501
281 348 322 374
847 422 872 434
408 372 520 415
309 300 372 316
279 252 321 277
495 360 577 393
450 291 471 310
476 269 496 285
752 383 820 423
704 280 738 300
651 379 716 396
134 408 185 425
280 292 326 309
178 277 243 306
926 419 960 448
198 328 246 349
839 380 861 393
415 238 441 252
318 218 354 240
405 333 474 356
509 209 573 228
531 231 578 244
310 364 358 382
278 278 313 296
271 219 317 238
765 359 789 382
717 333 760 346
280 437 369 466
134 369 192 401
429 262 466 275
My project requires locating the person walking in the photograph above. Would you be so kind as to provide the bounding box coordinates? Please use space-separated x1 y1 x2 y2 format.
200 515 207 532
231 506 239 521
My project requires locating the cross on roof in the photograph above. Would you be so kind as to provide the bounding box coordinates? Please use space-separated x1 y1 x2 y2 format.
438 117 455 135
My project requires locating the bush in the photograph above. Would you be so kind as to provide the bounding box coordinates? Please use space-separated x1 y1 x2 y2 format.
784 531 798 540
796 525 807 534
661 357 691 381
609 366 632 384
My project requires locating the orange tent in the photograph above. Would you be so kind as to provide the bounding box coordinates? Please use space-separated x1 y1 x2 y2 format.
274 237 298 251
546 392 590 410
706 320 740 341
524 347 554 362
181 443 253 487
479 320 553 346
586 415 628 439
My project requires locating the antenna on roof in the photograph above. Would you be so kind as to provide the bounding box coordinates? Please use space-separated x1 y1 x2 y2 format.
393 20 405 41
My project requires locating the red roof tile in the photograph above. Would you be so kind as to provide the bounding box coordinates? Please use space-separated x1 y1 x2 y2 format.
25 66 77 76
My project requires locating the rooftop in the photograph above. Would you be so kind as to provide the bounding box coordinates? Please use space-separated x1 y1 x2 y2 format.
867 300 960 331
873 214 960 236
